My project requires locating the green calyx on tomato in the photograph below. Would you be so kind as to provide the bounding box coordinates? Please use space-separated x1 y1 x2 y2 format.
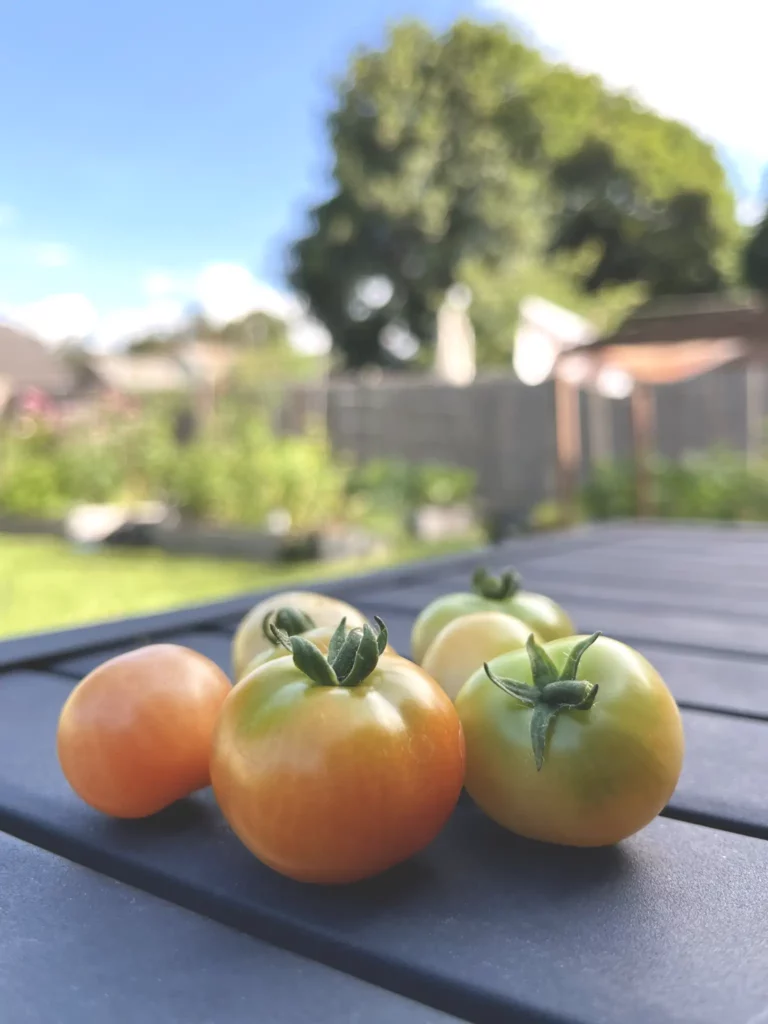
261 606 316 646
484 632 601 770
471 567 522 601
270 616 389 688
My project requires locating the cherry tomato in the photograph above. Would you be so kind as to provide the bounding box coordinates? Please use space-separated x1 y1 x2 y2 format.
411 567 574 664
421 611 537 701
212 618 465 883
57 645 231 818
242 617 398 678
232 591 367 680
455 633 684 846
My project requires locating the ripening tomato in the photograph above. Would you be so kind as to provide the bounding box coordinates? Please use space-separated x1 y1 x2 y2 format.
212 618 465 883
421 611 537 701
242 617 398 678
411 567 574 664
57 645 231 818
232 591 367 680
455 633 684 846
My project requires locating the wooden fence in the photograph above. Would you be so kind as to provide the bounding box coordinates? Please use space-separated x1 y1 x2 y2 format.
277 364 768 523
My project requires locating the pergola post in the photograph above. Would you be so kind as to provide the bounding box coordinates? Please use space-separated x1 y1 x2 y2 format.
630 383 656 517
554 375 582 524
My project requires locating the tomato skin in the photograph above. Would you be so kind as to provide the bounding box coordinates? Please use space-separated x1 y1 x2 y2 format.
242 626 398 678
211 655 465 883
411 590 573 664
455 635 684 846
57 645 231 819
232 591 367 680
421 612 537 701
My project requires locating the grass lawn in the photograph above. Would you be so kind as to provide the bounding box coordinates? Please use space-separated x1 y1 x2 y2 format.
0 533 480 639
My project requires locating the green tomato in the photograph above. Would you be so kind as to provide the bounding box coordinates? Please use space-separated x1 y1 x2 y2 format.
455 633 684 847
410 567 574 664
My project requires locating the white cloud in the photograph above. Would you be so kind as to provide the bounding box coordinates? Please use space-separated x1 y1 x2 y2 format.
483 0 768 165
92 299 187 351
143 271 179 298
737 197 766 227
288 316 332 356
4 293 98 344
196 262 298 326
33 242 75 269
195 261 331 354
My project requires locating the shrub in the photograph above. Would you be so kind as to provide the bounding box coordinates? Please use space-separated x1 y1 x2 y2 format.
580 449 768 523
347 458 476 512
0 402 351 534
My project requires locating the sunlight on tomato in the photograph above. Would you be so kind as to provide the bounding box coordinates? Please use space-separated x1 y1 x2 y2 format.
421 611 537 701
212 617 465 883
456 633 684 846
232 590 367 680
411 567 573 664
57 645 231 818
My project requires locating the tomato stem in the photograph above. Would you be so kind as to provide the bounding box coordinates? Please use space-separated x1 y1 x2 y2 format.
472 567 522 601
261 607 316 645
269 616 389 688
483 632 601 770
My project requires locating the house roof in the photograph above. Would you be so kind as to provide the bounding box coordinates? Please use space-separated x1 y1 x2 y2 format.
0 323 77 395
89 355 191 394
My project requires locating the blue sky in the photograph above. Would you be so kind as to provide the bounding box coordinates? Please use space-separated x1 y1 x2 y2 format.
0 0 764 347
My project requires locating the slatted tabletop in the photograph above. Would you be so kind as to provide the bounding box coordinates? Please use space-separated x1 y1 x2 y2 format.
2 522 768 1024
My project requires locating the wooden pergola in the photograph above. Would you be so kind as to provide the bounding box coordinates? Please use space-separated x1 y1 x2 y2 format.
553 294 768 519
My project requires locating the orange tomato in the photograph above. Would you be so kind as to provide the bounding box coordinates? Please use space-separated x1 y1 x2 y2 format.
57 644 231 818
212 619 465 883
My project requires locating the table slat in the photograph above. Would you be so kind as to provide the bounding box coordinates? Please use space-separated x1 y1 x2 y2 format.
1 832 454 1024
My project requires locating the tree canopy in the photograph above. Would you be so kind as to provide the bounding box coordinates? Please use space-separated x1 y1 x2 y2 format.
743 214 768 295
290 19 738 370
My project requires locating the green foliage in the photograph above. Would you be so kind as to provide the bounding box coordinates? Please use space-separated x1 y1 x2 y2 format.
550 141 727 295
290 19 738 370
743 214 768 294
0 408 476 539
581 450 768 522
0 404 350 533
347 458 475 513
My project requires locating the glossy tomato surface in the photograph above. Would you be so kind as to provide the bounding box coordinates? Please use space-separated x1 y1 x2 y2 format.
57 645 231 818
232 591 367 680
455 635 684 846
211 655 465 883
411 589 573 664
421 611 537 701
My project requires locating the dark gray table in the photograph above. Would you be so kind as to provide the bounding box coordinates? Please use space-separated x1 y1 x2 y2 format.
2 522 768 1023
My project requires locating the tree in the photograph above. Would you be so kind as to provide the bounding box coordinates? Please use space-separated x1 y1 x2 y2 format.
550 141 725 295
743 214 768 294
290 19 739 370
290 21 548 369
